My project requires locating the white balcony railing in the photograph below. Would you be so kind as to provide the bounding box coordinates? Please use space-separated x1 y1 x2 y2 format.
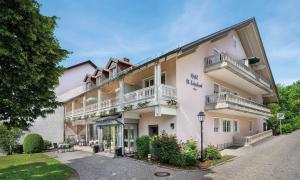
205 53 271 88
124 86 155 103
65 111 72 117
161 84 177 98
85 103 98 113
73 107 84 116
66 85 177 118
101 97 119 109
206 92 270 113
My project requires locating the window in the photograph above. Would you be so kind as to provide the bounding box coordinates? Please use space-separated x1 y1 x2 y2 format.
234 121 238 132
233 35 237 48
112 68 117 78
212 48 220 55
161 73 166 84
144 78 154 88
223 120 231 132
214 84 219 94
144 73 166 88
249 121 253 132
149 125 158 136
214 118 220 132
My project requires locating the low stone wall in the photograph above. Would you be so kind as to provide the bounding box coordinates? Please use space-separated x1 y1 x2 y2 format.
233 130 273 146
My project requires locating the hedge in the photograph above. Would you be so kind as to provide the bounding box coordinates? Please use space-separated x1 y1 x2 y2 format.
23 133 44 153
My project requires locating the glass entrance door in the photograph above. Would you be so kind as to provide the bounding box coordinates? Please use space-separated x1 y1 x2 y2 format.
124 124 137 154
102 126 117 153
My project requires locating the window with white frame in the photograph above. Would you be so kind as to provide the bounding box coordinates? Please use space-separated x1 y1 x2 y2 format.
223 120 231 132
112 68 117 78
234 120 238 132
214 118 220 132
249 121 253 132
144 72 166 88
233 35 237 48
214 84 219 94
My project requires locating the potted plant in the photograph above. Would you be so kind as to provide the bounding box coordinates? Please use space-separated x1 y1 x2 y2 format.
167 98 177 107
137 101 150 109
123 104 134 111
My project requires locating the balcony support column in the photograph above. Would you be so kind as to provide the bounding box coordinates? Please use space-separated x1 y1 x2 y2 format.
71 100 75 118
83 94 86 114
97 89 102 111
119 79 125 111
154 62 162 116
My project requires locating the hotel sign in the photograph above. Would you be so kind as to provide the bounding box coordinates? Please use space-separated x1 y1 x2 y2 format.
186 73 202 91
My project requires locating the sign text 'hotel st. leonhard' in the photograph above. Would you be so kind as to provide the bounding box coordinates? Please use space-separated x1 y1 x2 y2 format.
186 73 203 91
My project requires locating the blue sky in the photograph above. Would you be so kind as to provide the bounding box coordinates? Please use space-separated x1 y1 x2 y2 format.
38 0 300 85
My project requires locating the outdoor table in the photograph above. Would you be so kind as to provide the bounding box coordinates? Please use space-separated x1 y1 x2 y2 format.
58 143 70 153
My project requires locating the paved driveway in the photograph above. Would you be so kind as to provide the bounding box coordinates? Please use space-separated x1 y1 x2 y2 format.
206 129 300 180
47 151 205 180
48 130 300 180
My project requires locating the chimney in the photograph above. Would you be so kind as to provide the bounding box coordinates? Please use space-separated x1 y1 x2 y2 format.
123 57 130 62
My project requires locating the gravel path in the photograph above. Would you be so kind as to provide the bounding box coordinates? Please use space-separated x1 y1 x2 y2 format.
206 129 300 180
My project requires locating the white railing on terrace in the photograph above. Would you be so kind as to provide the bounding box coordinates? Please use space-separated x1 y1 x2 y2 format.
124 86 155 103
161 84 177 98
85 103 98 113
66 85 177 118
206 92 270 113
65 111 72 117
73 107 84 116
100 97 119 109
204 53 271 88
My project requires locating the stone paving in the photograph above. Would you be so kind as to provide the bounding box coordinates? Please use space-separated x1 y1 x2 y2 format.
206 130 300 180
47 151 206 180
47 130 300 180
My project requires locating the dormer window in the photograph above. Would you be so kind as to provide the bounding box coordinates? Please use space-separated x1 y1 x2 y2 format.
112 68 117 78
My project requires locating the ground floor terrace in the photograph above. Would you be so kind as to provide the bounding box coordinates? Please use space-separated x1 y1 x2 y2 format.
65 108 271 155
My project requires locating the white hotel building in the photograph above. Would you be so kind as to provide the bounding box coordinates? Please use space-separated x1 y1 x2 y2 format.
63 18 278 154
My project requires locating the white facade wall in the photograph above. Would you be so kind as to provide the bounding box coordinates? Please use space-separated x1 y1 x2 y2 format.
21 63 96 143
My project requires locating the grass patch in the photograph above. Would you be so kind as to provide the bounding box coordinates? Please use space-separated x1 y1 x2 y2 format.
0 153 78 180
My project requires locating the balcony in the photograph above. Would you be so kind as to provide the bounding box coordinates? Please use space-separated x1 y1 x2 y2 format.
65 85 177 119
205 92 271 118
204 53 272 94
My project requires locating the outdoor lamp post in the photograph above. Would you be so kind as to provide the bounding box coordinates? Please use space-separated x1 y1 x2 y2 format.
197 111 205 161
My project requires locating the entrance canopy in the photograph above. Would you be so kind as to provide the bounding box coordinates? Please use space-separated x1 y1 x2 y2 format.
96 115 122 126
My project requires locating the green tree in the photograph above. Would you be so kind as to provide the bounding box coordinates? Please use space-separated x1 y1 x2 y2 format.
267 103 281 135
0 124 23 155
0 0 68 129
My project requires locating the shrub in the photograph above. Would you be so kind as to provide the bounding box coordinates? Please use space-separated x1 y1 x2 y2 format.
151 132 181 165
23 133 44 153
281 123 293 134
43 140 52 150
136 136 150 158
204 146 221 160
13 144 23 154
292 116 300 130
183 140 198 166
0 125 23 155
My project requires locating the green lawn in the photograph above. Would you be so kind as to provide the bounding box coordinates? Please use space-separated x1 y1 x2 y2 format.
0 153 78 180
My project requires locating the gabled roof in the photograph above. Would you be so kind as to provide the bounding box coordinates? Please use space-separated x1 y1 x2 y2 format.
123 17 278 102
72 17 278 103
66 60 97 70
105 57 133 69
